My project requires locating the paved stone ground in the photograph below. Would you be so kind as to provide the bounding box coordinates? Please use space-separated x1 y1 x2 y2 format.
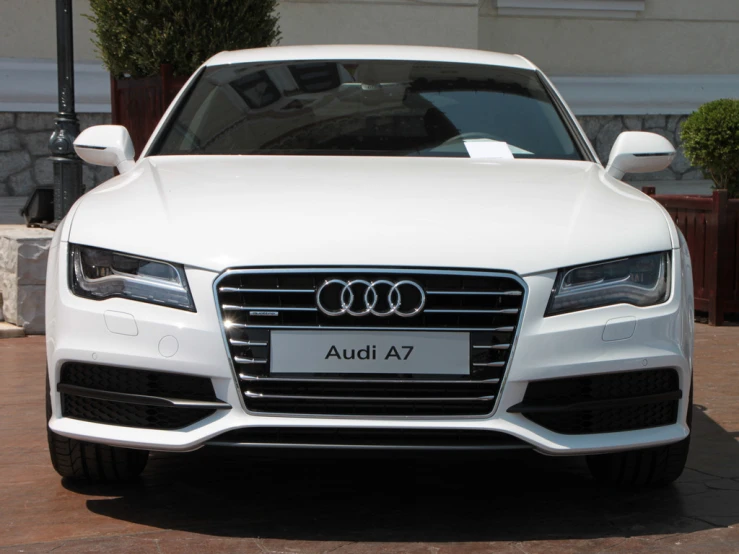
1 325 737 553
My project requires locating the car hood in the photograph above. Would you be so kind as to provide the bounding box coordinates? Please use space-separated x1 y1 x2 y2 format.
68 156 673 275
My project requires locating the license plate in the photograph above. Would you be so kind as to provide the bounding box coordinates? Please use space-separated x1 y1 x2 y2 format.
270 330 470 375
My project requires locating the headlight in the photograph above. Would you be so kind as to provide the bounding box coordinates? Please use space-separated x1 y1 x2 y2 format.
545 252 670 316
69 245 195 311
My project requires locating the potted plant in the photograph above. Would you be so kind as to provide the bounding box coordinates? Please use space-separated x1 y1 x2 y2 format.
681 99 739 197
87 0 281 155
643 99 739 324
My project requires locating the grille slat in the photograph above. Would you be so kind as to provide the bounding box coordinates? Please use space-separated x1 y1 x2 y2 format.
216 268 525 417
426 290 522 296
223 305 319 312
230 339 268 347
234 357 269 364
245 392 496 403
229 324 517 332
239 375 502 385
424 308 520 314
473 344 511 350
220 287 315 293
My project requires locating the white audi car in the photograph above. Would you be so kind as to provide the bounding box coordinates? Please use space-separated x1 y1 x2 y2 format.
46 45 694 486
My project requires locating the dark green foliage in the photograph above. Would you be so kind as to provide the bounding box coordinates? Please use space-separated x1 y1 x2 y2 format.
86 0 281 78
681 99 739 197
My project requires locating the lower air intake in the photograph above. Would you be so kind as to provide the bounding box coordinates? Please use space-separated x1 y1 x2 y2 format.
511 369 681 435
62 394 213 430
58 363 226 430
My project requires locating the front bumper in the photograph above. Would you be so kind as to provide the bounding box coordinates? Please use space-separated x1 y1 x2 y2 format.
46 241 692 456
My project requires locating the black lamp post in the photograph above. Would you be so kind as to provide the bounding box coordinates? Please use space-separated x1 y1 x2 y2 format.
48 0 83 224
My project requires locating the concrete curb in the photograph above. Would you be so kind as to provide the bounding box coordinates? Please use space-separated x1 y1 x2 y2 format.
0 321 25 338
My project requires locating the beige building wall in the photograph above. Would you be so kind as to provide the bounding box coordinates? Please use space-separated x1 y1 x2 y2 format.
0 0 98 60
1 0 737 75
278 0 478 49
479 0 739 75
0 0 480 61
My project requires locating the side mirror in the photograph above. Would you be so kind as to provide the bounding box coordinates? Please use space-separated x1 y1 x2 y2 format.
74 125 135 174
605 131 676 180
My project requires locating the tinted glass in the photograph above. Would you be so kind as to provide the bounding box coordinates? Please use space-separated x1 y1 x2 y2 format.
151 60 583 160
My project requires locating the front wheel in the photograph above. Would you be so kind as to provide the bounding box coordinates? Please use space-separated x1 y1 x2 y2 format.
46 372 149 482
586 378 692 487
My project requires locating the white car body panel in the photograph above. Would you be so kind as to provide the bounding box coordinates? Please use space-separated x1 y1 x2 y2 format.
67 156 672 275
47 242 691 455
206 44 536 70
47 44 693 458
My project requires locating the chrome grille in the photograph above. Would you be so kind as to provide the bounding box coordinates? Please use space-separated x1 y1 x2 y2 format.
215 268 526 417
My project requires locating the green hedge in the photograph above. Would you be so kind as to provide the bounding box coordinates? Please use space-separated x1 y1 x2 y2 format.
681 99 739 197
87 0 281 78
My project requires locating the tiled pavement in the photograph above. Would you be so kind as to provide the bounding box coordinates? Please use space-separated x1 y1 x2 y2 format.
1 325 737 553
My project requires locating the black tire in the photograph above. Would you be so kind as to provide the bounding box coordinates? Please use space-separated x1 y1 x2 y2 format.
586 377 693 487
46 372 149 482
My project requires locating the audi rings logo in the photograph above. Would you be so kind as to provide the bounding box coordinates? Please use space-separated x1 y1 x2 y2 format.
316 279 426 318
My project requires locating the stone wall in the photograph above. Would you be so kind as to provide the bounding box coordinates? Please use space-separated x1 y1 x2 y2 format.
0 111 701 202
0 112 114 198
0 226 53 334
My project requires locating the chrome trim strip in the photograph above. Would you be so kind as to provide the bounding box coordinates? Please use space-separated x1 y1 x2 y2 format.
239 374 500 385
220 287 314 293
57 383 232 410
424 308 519 314
234 357 268 365
223 305 317 312
473 362 506 368
227 323 514 332
206 441 531 451
230 339 268 347
472 344 511 350
426 290 522 296
245 391 495 402
212 266 529 421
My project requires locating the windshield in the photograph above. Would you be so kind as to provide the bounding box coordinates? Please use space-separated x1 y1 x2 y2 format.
149 60 584 160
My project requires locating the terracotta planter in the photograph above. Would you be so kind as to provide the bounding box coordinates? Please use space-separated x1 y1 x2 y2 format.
643 186 739 325
110 64 188 158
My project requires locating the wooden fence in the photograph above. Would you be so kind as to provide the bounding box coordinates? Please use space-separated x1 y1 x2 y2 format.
110 65 188 158
643 187 739 325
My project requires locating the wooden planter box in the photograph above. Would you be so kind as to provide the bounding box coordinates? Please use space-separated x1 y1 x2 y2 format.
643 186 739 325
110 65 188 157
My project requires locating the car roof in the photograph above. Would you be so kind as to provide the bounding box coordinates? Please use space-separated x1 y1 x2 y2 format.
206 44 537 71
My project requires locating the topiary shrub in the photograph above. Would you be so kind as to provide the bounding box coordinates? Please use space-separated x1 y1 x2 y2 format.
681 99 739 197
87 0 281 78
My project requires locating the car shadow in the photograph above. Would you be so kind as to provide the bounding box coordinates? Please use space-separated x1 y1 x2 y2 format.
65 407 739 542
